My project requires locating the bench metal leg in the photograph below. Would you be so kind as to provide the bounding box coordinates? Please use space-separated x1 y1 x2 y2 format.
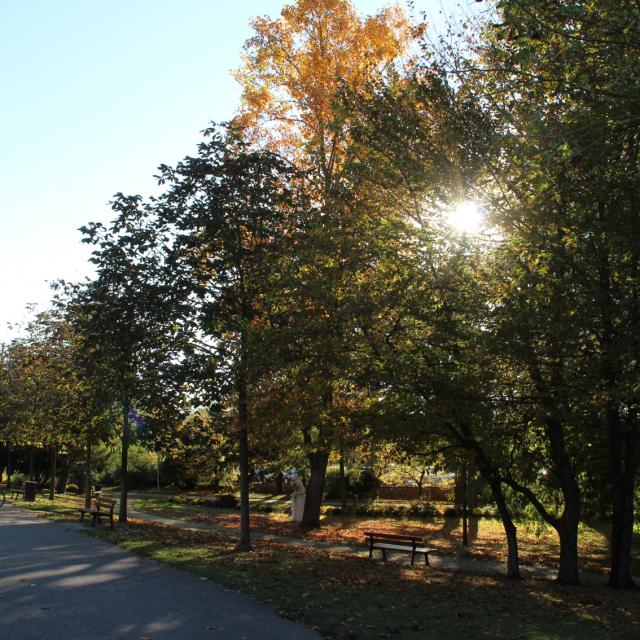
425 553 430 567
381 548 387 561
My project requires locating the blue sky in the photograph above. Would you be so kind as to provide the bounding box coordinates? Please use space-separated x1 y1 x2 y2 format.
0 0 485 341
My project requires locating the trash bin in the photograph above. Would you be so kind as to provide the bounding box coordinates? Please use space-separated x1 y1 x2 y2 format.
24 481 38 502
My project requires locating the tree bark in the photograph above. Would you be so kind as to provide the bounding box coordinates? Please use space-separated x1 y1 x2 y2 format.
462 464 469 547
28 446 35 481
119 402 131 522
274 471 284 495
236 373 251 551
84 433 93 509
339 450 348 511
482 470 521 580
6 448 12 490
302 449 329 528
455 419 521 580
608 410 638 588
56 454 71 494
48 447 56 500
545 415 581 585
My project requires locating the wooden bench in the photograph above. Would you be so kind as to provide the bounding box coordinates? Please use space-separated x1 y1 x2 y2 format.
78 496 117 528
365 531 437 566
9 486 25 500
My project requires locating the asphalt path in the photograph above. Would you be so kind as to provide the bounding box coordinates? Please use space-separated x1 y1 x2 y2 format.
0 505 319 640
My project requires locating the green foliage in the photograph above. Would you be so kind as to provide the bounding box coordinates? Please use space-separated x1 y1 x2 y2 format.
101 445 157 490
324 467 380 499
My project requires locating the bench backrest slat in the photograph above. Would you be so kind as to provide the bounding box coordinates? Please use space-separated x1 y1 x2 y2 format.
95 497 117 512
365 531 424 543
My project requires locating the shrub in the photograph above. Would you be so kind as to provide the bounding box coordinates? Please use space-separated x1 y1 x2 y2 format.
444 507 461 518
101 445 157 489
324 467 381 500
324 469 343 500
215 494 238 508
6 473 26 488
65 483 81 494
408 498 438 518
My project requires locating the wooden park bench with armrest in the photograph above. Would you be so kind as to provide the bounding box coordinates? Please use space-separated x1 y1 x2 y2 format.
78 496 117 528
365 531 437 566
9 485 25 500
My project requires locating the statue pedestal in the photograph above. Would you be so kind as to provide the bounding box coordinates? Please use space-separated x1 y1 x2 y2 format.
291 493 306 522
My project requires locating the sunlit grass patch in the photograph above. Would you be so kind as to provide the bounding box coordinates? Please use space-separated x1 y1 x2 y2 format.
13 500 640 640
87 518 639 640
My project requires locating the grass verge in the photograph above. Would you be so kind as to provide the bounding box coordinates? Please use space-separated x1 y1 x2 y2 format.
11 495 640 640
134 495 637 576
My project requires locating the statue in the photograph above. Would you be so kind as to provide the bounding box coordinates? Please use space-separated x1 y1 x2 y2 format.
291 477 306 522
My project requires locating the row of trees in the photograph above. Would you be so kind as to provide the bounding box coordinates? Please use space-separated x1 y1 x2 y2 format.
1 0 638 588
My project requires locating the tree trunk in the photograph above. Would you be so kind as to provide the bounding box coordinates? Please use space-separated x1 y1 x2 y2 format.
302 449 329 528
608 412 638 588
49 447 56 500
28 446 35 481
452 419 521 580
462 464 469 547
84 433 93 509
119 402 131 522
274 471 284 495
7 448 12 490
595 218 637 588
482 470 521 580
417 468 426 498
56 454 71 494
339 450 348 511
236 373 251 552
556 521 580 585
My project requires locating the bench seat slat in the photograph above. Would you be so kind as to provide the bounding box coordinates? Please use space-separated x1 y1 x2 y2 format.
372 542 436 553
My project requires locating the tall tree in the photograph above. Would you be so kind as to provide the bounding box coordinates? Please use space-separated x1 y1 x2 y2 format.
234 0 419 528
156 128 304 549
463 0 640 587
69 197 182 522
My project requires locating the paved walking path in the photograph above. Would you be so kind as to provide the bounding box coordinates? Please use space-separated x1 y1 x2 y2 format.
0 505 319 640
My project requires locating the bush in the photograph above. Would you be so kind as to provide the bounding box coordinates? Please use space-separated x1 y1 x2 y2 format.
5 473 26 488
408 498 438 518
350 468 381 497
65 483 81 494
444 507 461 518
324 469 343 500
215 494 238 508
324 467 381 500
100 445 157 489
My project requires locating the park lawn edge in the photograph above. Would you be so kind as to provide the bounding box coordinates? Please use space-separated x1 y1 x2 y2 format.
11 495 640 640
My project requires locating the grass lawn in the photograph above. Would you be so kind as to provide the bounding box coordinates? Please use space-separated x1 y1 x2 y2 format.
133 495 637 576
11 493 640 640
